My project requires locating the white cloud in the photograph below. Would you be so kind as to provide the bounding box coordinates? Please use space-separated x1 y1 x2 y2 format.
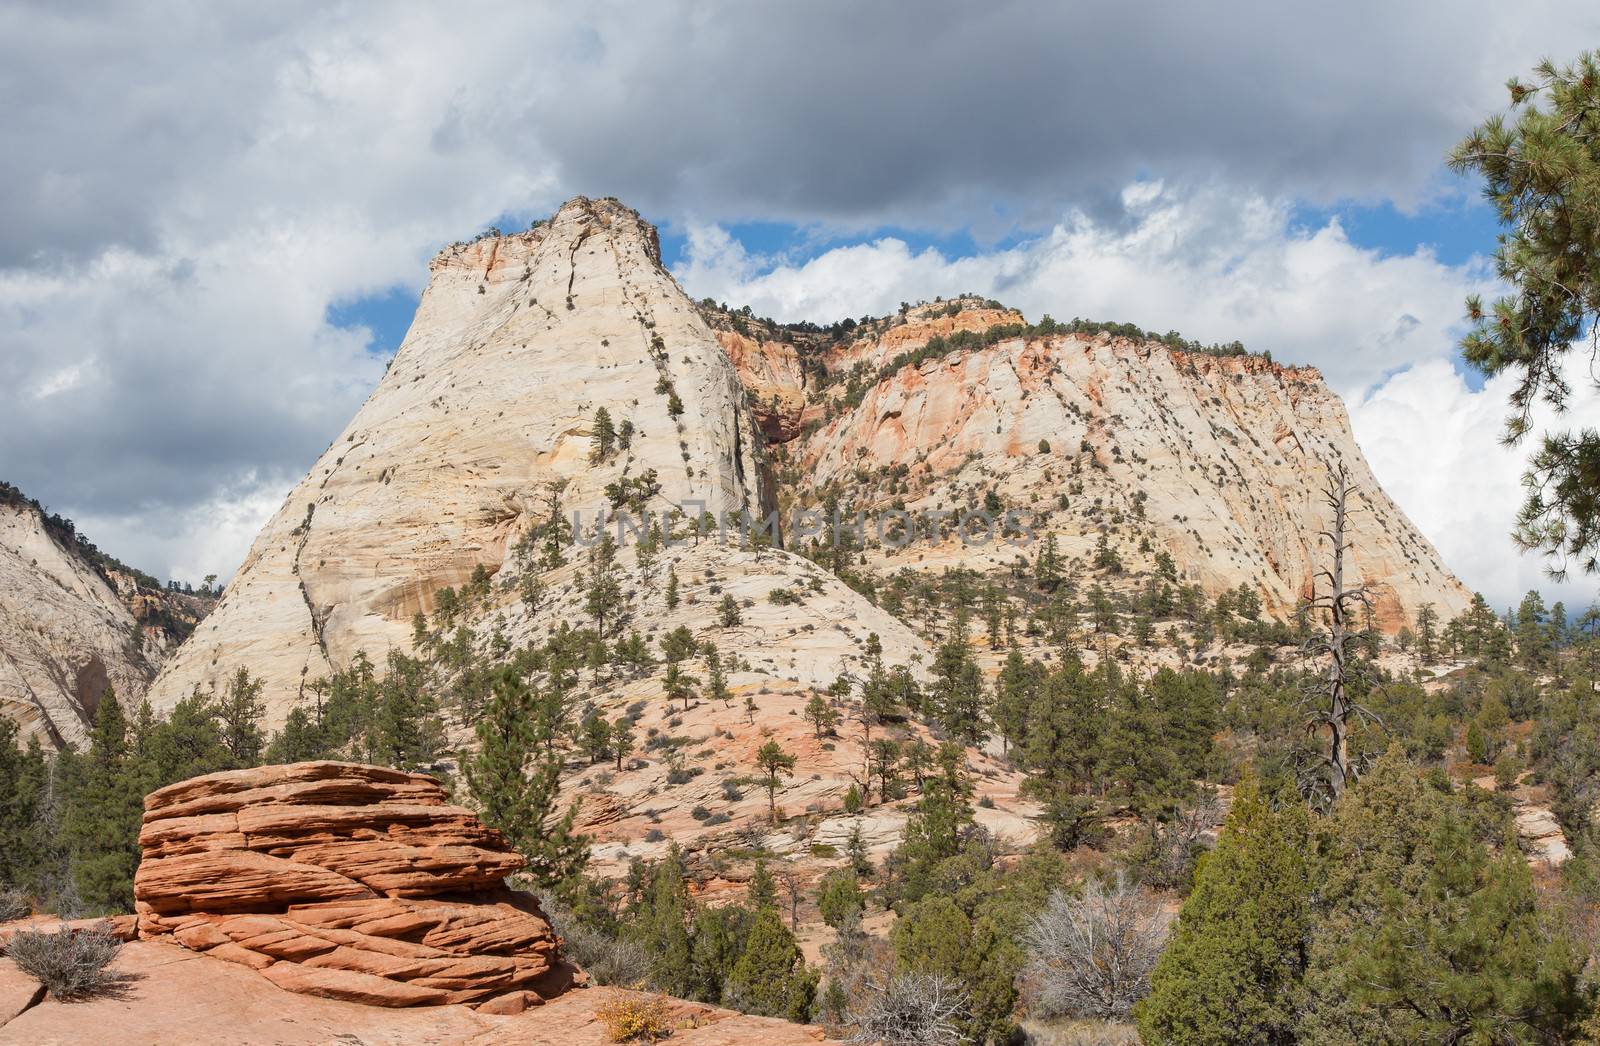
1349 359 1600 612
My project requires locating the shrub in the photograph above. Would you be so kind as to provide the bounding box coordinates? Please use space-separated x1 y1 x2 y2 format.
596 995 675 1042
1022 875 1167 1021
691 805 712 821
847 973 968 1046
0 888 27 922
4 924 123 1000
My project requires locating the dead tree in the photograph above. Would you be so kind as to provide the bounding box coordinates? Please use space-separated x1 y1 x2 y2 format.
1304 464 1380 802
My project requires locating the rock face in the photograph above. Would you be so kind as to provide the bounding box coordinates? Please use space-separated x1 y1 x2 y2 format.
787 322 1469 630
0 501 159 749
133 761 580 1011
147 197 770 724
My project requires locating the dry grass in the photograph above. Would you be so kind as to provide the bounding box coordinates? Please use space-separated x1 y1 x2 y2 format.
3 924 123 1000
596 994 676 1042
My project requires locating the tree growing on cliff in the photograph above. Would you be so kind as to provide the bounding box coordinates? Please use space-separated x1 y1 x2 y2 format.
589 407 617 463
756 739 796 823
583 535 624 640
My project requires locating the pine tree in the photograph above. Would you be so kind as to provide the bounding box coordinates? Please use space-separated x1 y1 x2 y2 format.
663 662 698 712
610 715 635 770
0 717 46 892
1137 774 1312 1046
816 868 863 929
689 903 746 1004
1450 52 1600 578
1515 589 1551 665
747 857 778 911
803 694 838 738
583 535 624 639
590 407 617 463
61 691 144 914
1415 602 1439 663
665 566 680 609
705 645 731 706
463 666 588 894
216 667 266 765
372 651 445 769
756 740 796 822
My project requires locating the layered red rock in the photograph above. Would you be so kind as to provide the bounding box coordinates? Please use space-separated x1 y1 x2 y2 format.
133 761 580 1010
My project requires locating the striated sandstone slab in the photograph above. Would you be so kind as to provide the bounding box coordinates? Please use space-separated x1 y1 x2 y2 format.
133 761 580 1010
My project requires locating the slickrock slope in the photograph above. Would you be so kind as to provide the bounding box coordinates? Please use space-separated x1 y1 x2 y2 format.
0 937 832 1044
133 761 579 1011
148 197 771 722
0 501 163 749
784 320 1468 630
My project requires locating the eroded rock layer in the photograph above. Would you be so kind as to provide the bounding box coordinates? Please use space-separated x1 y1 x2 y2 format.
133 761 579 1011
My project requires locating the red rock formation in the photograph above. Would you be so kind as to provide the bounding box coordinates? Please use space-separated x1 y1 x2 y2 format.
133 761 580 1011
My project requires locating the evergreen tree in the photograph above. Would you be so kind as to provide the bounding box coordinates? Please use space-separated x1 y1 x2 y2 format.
931 617 986 743
689 903 746 1004
590 406 617 463
463 666 588 893
0 718 46 892
725 906 817 1021
665 566 680 609
216 667 266 765
663 662 698 712
610 715 635 770
803 694 838 738
704 645 731 706
816 868 863 929
583 535 624 639
1137 775 1312 1046
1450 52 1600 578
747 857 778 911
1300 750 1588 1043
372 651 445 769
60 691 144 914
755 739 796 822
637 844 695 998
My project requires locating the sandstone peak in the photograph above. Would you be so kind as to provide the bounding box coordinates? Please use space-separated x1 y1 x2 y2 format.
134 760 580 1011
146 194 770 721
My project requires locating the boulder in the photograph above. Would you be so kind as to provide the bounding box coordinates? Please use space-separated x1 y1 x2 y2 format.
133 761 580 1009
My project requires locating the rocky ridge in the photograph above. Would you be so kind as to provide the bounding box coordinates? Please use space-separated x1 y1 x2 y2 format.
1 502 159 749
714 299 1470 631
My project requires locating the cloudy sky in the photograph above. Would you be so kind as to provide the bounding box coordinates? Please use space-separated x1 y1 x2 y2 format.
3 1 1599 611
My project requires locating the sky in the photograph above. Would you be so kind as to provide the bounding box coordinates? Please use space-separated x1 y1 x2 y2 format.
2 1 1599 612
